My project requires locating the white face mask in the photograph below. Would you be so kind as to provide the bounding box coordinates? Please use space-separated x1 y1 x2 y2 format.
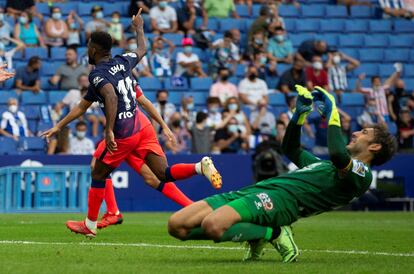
313 61 323 70
333 55 341 64
76 131 86 139
8 105 18 113
128 43 138 51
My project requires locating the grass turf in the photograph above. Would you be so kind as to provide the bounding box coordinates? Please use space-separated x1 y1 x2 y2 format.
0 212 413 274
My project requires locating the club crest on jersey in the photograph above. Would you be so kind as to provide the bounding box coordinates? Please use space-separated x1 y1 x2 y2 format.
93 76 104 86
256 193 273 211
351 159 367 177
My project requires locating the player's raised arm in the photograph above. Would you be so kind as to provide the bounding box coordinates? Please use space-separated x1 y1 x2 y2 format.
131 8 147 62
99 83 118 154
312 86 351 170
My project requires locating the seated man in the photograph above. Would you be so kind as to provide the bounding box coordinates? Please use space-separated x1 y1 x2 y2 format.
14 56 41 94
0 98 30 140
168 85 397 263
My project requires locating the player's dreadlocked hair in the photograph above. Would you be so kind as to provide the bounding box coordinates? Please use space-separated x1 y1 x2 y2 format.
370 124 397 166
90 31 112 52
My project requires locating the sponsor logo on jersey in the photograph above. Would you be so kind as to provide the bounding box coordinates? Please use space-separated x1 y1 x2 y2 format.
118 110 135 120
122 52 137 58
256 192 274 211
351 159 367 177
93 76 104 87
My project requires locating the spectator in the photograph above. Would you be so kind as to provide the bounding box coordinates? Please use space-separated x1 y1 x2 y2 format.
213 112 249 153
326 50 360 99
276 0 300 7
297 39 328 64
357 97 386 128
47 126 70 155
379 0 413 18
50 47 89 91
14 56 41 94
397 107 414 151
66 11 84 47
44 6 68 47
0 36 25 70
0 98 29 140
388 79 412 121
238 66 269 108
267 27 294 64
252 50 277 78
153 89 176 127
211 31 240 76
306 55 329 91
108 12 126 47
180 95 197 129
204 0 239 18
248 6 272 39
0 8 13 45
175 38 207 78
209 67 238 104
341 115 352 145
277 56 307 93
177 0 208 34
205 96 223 129
223 96 251 136
191 112 213 154
127 37 152 78
14 11 46 48
129 0 153 16
247 31 268 60
85 5 107 40
69 121 95 155
274 119 287 145
150 0 178 34
357 63 402 122
6 0 37 18
150 36 175 77
164 112 192 154
250 99 276 135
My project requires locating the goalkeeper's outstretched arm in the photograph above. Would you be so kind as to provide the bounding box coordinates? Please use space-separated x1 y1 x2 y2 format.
282 122 304 164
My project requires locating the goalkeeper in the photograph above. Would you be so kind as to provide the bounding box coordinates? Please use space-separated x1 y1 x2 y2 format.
168 85 397 263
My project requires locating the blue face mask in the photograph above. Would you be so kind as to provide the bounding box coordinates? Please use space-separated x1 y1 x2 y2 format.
209 106 219 113
19 16 28 24
0 13 4 22
0 42 5 51
228 103 238 111
52 12 62 20
259 56 267 65
184 46 192 54
95 11 104 19
159 1 168 8
70 22 77 29
228 125 239 134
187 102 194 110
275 35 284 42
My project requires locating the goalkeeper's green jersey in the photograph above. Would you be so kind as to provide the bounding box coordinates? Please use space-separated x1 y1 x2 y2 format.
257 150 373 217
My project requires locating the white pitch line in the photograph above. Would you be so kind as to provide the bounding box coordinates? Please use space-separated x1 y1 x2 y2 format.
0 240 413 258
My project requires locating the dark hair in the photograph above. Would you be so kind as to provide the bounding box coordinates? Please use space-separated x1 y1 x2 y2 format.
217 67 229 74
112 11 120 16
259 6 269 16
28 56 41 66
76 121 87 128
156 89 168 98
78 73 88 81
274 26 285 32
371 75 380 83
196 112 208 124
90 31 112 51
127 37 136 43
50 6 60 14
276 120 286 127
224 31 233 39
370 124 397 166
66 45 78 54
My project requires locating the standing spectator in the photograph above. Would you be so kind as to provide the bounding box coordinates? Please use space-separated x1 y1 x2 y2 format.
209 67 239 104
0 98 29 140
14 11 46 48
388 79 411 121
85 5 107 40
50 47 89 90
150 36 175 77
267 27 294 64
204 0 239 18
379 0 413 18
14 56 41 94
66 11 84 47
175 38 207 77
277 56 307 93
297 39 328 64
326 50 360 99
164 112 192 154
108 12 126 47
357 63 402 121
211 31 240 76
205 96 222 129
238 66 269 108
129 0 153 16
153 89 176 127
150 0 178 34
0 8 13 45
250 99 276 135
306 55 329 91
357 97 386 128
0 36 25 70
44 6 68 47
191 112 213 154
69 121 95 155
177 0 208 34
397 108 414 151
127 37 153 78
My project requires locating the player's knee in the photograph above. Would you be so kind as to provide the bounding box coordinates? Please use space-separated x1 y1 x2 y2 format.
167 214 187 240
201 217 224 241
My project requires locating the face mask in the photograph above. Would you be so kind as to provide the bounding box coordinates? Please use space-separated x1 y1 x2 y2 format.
259 56 267 65
129 43 137 51
184 46 192 54
76 131 86 139
0 13 4 22
52 12 62 20
248 73 257 81
333 55 341 64
228 103 238 111
95 11 104 19
395 87 404 94
228 124 239 134
209 106 219 113
8 105 17 113
220 74 229 81
275 35 284 42
187 103 194 110
367 106 376 114
172 120 181 128
313 61 323 70
159 100 167 106
19 16 28 24
112 17 120 23
0 42 5 51
69 22 77 29
159 1 168 8
254 39 263 46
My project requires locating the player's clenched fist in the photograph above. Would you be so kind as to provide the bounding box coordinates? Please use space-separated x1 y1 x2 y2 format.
291 84 313 125
132 8 144 29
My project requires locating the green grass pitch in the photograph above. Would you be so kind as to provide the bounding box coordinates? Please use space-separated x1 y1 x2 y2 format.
0 212 413 274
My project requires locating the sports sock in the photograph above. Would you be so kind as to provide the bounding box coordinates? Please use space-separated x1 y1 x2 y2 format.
165 164 197 181
157 182 193 207
87 179 106 222
217 223 273 243
184 227 210 240
104 178 120 215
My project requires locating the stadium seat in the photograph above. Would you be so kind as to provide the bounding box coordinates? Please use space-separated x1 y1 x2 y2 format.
277 63 290 75
394 20 414 33
163 33 184 46
316 34 338 46
378 64 396 78
235 4 249 18
352 64 378 78
271 106 288 118
164 78 189 91
40 77 58 91
389 35 413 48
341 48 359 59
350 6 372 18
102 3 118 16
219 18 245 33
169 92 183 105
50 47 67 61
358 49 383 62
139 77 163 91
265 77 279 90
339 34 364 47
37 121 53 134
112 47 124 56
251 5 261 17
53 2 78 15
325 5 348 18
403 65 414 78
295 19 319 32
236 64 247 78
341 93 365 106
195 18 218 32
387 121 397 135
21 93 47 105
283 19 296 33
25 47 48 59
279 5 301 17
345 20 368 33
35 2 50 15
363 35 388 48
78 3 95 16
48 91 66 104
190 77 213 91
341 106 364 119
27 119 37 133
20 105 40 120
0 90 18 104
144 91 156 102
368 20 392 33
269 92 286 106
403 79 414 90
384 49 410 62
320 19 345 33
0 137 18 155
301 5 325 18
192 93 208 105
40 62 64 77
19 137 46 152
1 78 14 90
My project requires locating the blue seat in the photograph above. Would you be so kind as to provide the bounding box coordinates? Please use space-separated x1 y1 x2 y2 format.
358 49 383 62
27 119 37 133
341 106 364 119
341 48 359 59
35 3 50 15
0 90 18 104
139 77 163 91
40 77 58 91
169 92 183 105
265 77 279 90
279 5 301 17
345 20 368 33
251 5 261 17
103 3 118 16
21 93 47 105
111 47 124 56
78 3 95 16
48 91 66 104
352 64 378 77
325 5 348 18
195 17 218 31
192 93 208 105
269 92 286 106
144 91 156 102
1 78 14 90
0 137 18 155
403 65 414 78
235 64 247 78
320 19 345 33
364 35 388 48
301 135 315 150
384 49 410 62
190 77 213 91
394 20 414 33
387 121 397 135
25 47 48 59
20 105 40 119
410 50 414 62
53 2 78 15
316 34 338 46
301 5 325 18
40 62 63 77
219 18 245 32
296 19 319 32
283 19 296 33
350 6 372 18
277 63 290 75
342 93 365 106
339 34 364 47
389 35 413 48
164 78 189 91
163 33 184 46
235 4 249 18
368 20 392 33
378 64 395 78
37 121 53 134
403 79 414 90
20 137 46 152
50 47 67 61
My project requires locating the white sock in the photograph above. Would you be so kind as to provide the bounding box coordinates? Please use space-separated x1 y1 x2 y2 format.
195 162 202 175
85 218 97 231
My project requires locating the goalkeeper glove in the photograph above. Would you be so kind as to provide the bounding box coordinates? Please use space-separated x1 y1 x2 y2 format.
291 85 313 125
311 86 341 127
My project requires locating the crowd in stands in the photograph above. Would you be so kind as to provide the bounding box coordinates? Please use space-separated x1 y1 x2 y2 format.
0 0 413 156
